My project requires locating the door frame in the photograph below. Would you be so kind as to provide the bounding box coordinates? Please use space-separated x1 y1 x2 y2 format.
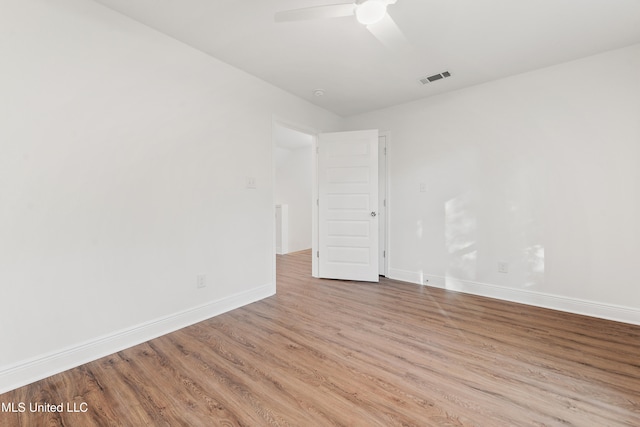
271 119 390 282
379 132 389 277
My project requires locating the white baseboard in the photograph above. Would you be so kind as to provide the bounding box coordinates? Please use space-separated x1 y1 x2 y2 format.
0 283 274 394
387 268 430 286
387 268 640 326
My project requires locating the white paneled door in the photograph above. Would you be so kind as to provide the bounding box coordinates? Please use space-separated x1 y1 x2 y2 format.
318 130 379 282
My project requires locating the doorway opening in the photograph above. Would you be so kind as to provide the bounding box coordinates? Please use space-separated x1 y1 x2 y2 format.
273 122 315 262
272 122 388 287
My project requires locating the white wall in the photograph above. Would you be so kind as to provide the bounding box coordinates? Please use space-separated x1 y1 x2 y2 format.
0 0 340 392
343 44 640 324
275 146 313 253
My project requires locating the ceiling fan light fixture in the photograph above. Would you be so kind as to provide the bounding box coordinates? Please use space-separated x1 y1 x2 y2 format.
356 0 387 26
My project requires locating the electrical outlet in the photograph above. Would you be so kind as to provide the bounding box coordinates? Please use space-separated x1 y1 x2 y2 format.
419 182 426 192
196 274 206 288
498 262 509 274
246 177 257 189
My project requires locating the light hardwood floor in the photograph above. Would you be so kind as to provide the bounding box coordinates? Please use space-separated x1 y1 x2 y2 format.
2 250 640 426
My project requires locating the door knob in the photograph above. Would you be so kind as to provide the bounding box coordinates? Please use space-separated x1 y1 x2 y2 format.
371 211 377 217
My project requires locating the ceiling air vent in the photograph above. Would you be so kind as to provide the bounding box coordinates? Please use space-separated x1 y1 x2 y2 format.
420 71 451 85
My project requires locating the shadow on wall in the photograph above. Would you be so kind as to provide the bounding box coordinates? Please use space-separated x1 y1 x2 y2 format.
437 192 545 290
445 193 477 282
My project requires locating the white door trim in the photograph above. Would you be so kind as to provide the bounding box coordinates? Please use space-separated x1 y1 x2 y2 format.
379 132 389 277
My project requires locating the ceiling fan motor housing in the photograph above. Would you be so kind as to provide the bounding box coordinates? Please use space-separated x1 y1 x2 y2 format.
356 0 397 25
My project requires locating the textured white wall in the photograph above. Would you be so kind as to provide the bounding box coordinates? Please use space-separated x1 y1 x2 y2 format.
344 44 640 323
0 0 340 391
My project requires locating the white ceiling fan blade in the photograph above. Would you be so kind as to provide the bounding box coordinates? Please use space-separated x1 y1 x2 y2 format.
366 14 410 51
275 3 356 22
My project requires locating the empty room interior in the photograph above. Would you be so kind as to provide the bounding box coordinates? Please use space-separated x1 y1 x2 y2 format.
1 0 640 425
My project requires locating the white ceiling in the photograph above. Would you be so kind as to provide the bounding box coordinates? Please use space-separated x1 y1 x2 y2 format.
93 0 640 117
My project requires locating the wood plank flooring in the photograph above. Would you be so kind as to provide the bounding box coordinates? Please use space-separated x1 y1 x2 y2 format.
2 249 640 426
